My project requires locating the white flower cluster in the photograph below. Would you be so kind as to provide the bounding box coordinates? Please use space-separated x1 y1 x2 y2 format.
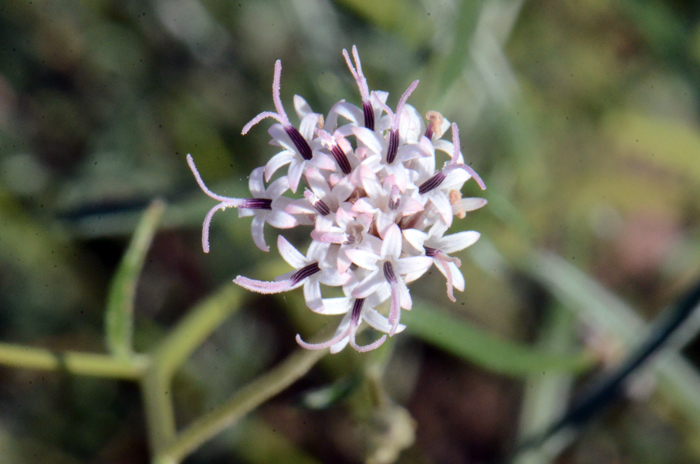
187 46 486 353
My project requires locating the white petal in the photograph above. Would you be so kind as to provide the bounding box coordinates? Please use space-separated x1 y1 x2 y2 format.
294 95 313 119
402 229 428 252
353 126 384 155
287 159 305 193
352 270 384 298
265 151 295 181
458 197 488 212
430 193 453 226
438 231 480 254
309 152 336 171
248 167 265 197
304 280 323 313
380 224 402 260
305 167 330 196
345 249 380 270
266 175 290 199
251 215 269 251
266 210 298 229
318 297 353 315
394 256 433 276
398 279 412 310
277 235 307 268
362 307 392 333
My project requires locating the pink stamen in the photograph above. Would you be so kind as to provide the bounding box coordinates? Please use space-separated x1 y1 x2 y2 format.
233 275 295 294
447 123 486 190
295 325 352 350
342 45 370 102
388 281 401 336
241 60 291 135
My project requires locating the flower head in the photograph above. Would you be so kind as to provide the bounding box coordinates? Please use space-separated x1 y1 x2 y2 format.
188 46 487 353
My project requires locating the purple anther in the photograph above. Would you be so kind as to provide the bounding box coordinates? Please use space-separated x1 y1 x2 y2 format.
351 297 365 320
418 171 446 195
242 198 273 210
290 262 321 285
331 144 352 175
383 261 398 284
285 126 313 161
363 101 375 131
424 246 438 257
386 129 399 164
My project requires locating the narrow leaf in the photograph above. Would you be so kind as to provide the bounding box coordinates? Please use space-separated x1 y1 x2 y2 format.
405 299 593 377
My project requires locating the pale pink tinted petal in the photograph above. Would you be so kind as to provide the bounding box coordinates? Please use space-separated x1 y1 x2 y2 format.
276 235 306 268
362 307 392 333
345 249 380 270
309 152 336 171
398 279 412 310
265 151 295 181
352 126 384 154
402 229 428 252
457 197 488 212
317 297 352 315
248 167 265 196
394 256 433 276
299 112 321 140
287 159 305 193
266 211 298 229
285 199 315 215
251 215 269 251
380 224 402 259
305 167 330 196
319 271 352 287
352 270 384 298
294 95 313 119
441 168 469 190
304 280 323 313
388 281 401 336
430 193 453 226
439 231 480 254
399 197 424 216
266 175 290 199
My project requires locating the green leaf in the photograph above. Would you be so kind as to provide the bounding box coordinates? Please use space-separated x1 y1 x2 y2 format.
404 299 593 377
105 199 166 359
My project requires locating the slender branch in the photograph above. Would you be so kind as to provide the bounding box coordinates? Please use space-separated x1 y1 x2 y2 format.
142 365 177 456
106 199 166 359
0 342 148 380
156 343 328 463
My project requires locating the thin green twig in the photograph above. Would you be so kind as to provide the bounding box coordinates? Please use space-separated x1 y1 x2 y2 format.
0 342 148 380
155 342 328 463
105 199 166 359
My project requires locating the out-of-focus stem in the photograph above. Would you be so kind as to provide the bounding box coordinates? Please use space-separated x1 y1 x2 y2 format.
0 342 147 380
155 344 327 463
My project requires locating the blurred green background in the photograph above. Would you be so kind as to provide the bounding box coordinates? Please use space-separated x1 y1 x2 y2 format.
2 0 700 463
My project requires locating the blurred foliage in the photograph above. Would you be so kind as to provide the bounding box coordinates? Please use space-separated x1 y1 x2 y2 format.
1 0 700 463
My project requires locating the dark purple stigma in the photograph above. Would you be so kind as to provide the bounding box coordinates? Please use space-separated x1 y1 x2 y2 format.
351 297 365 320
383 261 398 284
312 199 331 216
386 129 399 164
418 171 446 195
331 144 352 175
424 246 438 257
362 101 375 131
290 262 321 285
424 126 433 140
284 125 313 161
242 198 273 210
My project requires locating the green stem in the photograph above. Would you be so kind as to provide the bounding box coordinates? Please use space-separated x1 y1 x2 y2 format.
156 345 327 463
142 365 177 456
105 199 166 359
0 342 147 380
